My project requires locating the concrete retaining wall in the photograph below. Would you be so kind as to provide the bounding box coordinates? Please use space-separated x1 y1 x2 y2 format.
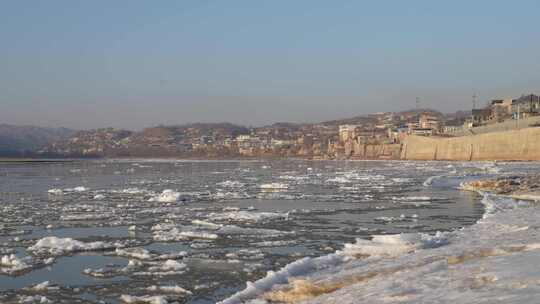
402 127 540 161
351 143 402 159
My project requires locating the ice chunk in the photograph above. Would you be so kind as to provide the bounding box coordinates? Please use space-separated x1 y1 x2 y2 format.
191 220 222 229
0 254 32 274
19 295 52 304
216 180 245 188
114 248 153 260
146 285 192 295
340 232 449 258
47 189 63 195
28 236 118 255
260 183 289 190
209 211 289 223
326 177 351 184
149 190 182 203
64 186 89 192
29 281 59 291
153 227 218 242
120 295 169 304
217 225 291 237
133 259 188 276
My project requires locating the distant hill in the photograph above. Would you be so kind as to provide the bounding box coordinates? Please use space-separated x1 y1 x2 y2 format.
166 122 250 137
320 115 378 126
0 124 75 155
396 108 444 118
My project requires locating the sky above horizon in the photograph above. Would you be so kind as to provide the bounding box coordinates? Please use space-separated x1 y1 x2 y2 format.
1 0 540 130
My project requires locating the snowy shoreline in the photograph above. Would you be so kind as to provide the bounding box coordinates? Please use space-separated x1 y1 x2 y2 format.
221 175 540 304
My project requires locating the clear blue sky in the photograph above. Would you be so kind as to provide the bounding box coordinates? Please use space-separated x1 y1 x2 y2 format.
1 0 539 129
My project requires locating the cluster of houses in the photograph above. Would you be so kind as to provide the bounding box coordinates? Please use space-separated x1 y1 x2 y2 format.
41 94 540 159
469 94 540 127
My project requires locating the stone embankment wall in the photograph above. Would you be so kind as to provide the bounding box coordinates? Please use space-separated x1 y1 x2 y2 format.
402 127 540 161
350 144 402 159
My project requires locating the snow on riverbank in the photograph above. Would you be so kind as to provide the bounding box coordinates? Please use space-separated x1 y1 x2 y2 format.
221 178 540 304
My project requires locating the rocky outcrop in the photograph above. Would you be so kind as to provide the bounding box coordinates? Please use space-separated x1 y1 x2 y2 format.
461 175 540 200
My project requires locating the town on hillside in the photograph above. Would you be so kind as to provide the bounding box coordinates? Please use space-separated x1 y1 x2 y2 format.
38 94 540 159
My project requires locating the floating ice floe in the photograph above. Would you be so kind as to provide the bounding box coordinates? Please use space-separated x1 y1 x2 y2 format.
19 295 52 304
192 220 292 237
278 175 309 181
153 227 218 242
326 177 351 184
60 213 112 221
340 232 449 258
65 186 89 192
0 254 32 275
226 249 265 260
259 183 289 190
118 187 149 194
28 281 59 291
133 259 188 276
114 247 154 260
423 175 444 187
211 191 250 200
149 190 183 203
208 211 289 223
251 240 297 247
146 285 192 295
391 177 412 183
374 214 418 223
217 225 291 237
47 189 63 196
120 294 169 304
191 219 222 229
392 195 433 206
216 180 245 188
28 236 121 256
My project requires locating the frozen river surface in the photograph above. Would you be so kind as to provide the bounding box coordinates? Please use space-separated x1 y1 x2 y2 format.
0 159 519 303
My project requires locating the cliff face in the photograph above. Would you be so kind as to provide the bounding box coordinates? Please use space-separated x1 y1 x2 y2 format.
402 127 540 161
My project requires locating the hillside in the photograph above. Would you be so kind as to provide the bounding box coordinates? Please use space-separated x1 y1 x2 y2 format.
0 124 74 155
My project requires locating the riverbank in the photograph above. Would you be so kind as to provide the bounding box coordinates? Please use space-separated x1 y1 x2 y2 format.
221 173 540 304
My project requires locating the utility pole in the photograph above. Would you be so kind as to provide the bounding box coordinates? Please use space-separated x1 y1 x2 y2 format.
416 97 420 111
472 92 478 110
